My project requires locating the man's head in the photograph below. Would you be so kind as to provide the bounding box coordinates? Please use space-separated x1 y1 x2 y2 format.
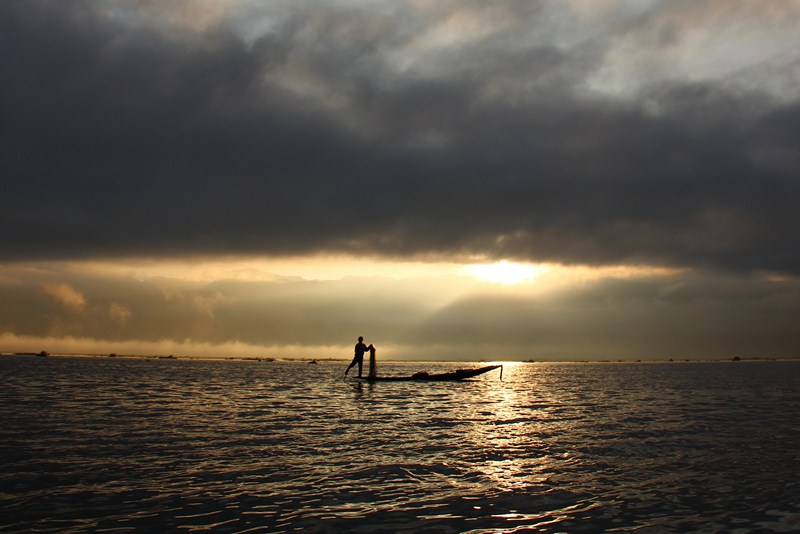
358 336 363 342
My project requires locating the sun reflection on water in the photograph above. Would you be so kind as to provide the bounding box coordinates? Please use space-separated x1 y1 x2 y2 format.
458 364 558 488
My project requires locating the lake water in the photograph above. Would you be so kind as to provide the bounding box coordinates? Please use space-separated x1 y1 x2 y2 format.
2 356 800 533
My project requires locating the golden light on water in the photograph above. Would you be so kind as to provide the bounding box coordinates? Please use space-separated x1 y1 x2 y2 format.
459 362 558 490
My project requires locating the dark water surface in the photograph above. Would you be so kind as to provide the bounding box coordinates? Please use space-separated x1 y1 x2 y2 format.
2 356 800 533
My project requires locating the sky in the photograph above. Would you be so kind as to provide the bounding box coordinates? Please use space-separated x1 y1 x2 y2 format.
2 0 800 361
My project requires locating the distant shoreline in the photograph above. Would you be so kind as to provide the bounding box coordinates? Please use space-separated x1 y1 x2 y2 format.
2 351 799 364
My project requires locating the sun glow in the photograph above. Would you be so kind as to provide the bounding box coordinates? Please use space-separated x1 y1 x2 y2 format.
465 261 546 285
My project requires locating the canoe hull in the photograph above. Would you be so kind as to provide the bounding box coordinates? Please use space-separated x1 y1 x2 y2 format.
358 364 502 382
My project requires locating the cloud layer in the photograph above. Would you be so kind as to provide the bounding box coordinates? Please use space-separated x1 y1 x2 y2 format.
2 262 798 360
3 2 800 360
3 1 799 274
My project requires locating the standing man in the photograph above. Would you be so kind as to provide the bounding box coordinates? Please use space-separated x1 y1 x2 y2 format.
345 336 368 377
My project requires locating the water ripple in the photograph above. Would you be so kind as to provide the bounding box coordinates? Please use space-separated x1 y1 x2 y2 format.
2 357 800 532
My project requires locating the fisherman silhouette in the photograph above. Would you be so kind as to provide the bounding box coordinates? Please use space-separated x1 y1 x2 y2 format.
345 336 368 378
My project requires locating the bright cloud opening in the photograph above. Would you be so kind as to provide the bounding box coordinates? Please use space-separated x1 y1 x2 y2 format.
464 261 547 285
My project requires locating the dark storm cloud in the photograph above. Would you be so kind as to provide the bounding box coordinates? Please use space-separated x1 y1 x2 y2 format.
2 1 799 274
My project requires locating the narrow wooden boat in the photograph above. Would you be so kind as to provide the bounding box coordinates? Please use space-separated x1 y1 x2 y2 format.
358 364 502 382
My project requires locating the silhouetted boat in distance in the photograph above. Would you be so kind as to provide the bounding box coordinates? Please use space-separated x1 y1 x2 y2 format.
358 364 503 382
